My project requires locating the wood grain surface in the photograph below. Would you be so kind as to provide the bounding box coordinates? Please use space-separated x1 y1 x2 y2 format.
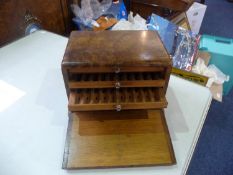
63 110 176 169
68 88 168 111
61 31 172 111
62 31 171 67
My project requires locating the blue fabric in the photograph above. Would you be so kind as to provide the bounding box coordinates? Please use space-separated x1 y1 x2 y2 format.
187 0 233 174
199 0 233 38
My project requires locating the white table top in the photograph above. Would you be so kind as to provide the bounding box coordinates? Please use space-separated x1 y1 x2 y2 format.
0 31 212 175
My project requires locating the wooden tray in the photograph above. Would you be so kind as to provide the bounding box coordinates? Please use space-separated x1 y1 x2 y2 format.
68 71 166 89
62 110 176 169
68 87 167 111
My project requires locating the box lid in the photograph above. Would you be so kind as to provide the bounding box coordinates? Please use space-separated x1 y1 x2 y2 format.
62 110 176 169
131 0 194 12
62 31 171 67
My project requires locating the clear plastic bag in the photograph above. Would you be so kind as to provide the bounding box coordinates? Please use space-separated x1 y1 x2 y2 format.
112 12 147 30
172 27 199 71
208 64 230 84
71 2 93 26
192 58 230 87
71 0 112 27
148 14 200 71
91 0 112 19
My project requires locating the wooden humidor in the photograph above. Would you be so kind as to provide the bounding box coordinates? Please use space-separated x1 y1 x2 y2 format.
61 30 175 169
62 31 172 112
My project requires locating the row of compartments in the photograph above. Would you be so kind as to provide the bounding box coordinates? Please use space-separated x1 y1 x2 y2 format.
68 87 167 111
68 72 166 89
69 72 165 81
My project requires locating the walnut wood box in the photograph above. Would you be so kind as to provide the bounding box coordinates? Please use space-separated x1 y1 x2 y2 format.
62 31 172 112
61 31 175 169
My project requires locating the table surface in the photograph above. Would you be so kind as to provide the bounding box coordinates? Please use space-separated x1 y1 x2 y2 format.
0 30 212 175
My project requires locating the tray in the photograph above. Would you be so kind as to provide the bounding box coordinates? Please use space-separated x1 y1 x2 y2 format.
68 71 166 89
68 87 167 111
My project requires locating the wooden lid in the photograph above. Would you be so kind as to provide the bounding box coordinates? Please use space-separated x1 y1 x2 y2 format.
62 110 176 169
131 0 193 11
62 31 171 67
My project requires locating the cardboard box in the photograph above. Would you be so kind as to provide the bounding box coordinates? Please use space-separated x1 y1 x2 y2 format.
172 50 223 102
172 67 208 86
196 50 211 65
210 83 223 102
198 51 223 102
171 12 191 30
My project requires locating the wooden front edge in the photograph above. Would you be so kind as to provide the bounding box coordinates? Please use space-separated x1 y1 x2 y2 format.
68 102 168 112
160 109 177 164
68 66 165 73
68 80 166 89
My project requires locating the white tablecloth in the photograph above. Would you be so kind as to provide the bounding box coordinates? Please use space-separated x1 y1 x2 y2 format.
0 31 212 175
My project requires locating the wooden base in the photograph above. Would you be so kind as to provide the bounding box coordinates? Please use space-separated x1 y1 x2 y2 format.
62 110 176 169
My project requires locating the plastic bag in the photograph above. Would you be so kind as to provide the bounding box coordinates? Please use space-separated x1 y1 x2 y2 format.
90 0 112 19
192 58 230 87
208 64 230 84
71 2 93 26
148 14 200 71
112 12 147 30
71 0 112 27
